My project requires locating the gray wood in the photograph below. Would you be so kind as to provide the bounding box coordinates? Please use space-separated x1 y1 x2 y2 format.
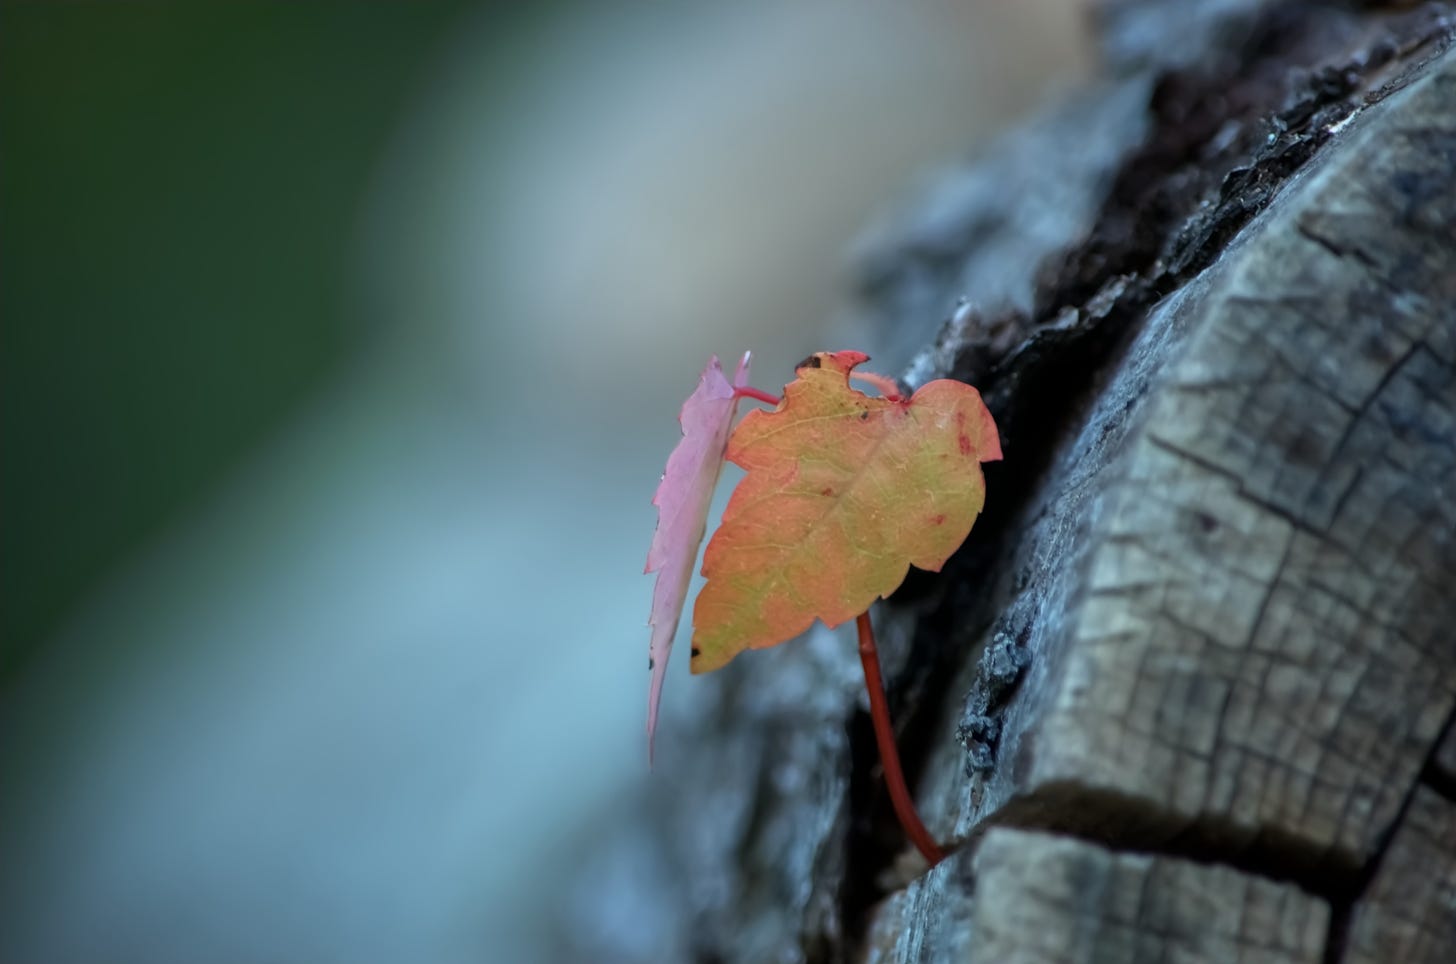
560 6 1456 962
981 43 1456 864
1434 725 1456 785
1345 787 1456 964
867 30 1456 963
866 828 1328 964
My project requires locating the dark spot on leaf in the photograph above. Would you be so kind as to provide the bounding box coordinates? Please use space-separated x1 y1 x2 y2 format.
1196 511 1218 533
958 434 972 455
859 410 869 420
795 354 822 370
820 487 834 496
648 657 655 670
690 647 701 658
930 514 946 525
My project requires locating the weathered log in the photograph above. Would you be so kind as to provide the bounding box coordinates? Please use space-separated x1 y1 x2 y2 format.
562 4 1456 961
866 828 1329 964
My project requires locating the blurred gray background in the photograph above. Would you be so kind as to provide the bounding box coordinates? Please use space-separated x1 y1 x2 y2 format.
1 2 1086 961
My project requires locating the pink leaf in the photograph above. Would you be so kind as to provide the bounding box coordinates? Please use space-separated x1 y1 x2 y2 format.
645 351 751 761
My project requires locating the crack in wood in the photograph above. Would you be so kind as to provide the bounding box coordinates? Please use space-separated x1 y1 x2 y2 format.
1322 705 1456 964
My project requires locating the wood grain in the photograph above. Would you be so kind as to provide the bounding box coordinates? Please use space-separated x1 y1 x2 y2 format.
1344 787 1456 964
866 828 1328 964
913 42 1456 870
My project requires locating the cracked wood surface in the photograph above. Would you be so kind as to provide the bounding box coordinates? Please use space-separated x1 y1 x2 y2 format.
870 28 1456 964
1344 787 1456 964
867 828 1329 964
560 6 1456 962
1006 43 1456 863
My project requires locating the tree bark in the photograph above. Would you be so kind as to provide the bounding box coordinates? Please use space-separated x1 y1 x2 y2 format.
565 4 1456 962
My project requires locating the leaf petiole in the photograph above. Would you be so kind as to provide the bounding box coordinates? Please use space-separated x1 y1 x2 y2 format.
848 370 903 402
733 386 782 407
857 610 945 869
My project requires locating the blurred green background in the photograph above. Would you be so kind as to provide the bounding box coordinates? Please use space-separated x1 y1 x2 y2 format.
2 2 471 673
2 3 1085 961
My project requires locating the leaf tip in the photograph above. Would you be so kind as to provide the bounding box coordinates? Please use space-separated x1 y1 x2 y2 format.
734 350 752 386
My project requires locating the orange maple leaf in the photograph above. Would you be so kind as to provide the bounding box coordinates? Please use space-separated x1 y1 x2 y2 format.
690 351 1001 673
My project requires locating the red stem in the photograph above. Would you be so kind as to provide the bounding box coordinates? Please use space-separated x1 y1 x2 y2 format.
734 386 782 406
849 370 903 402
856 610 945 868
